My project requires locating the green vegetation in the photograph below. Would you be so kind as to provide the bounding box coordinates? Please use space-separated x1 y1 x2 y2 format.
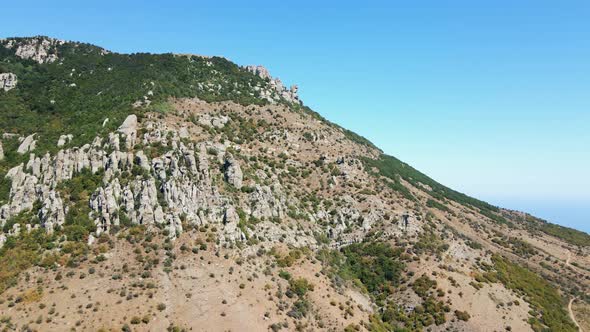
0 176 10 203
0 168 106 293
530 216 590 247
484 255 577 332
56 168 103 240
0 229 55 293
426 199 450 212
491 237 536 258
331 242 405 302
0 37 274 156
285 277 314 319
317 243 453 331
454 310 470 321
271 247 306 268
411 275 437 298
362 154 510 224
539 222 590 246
292 104 378 150
288 278 314 297
2 210 39 234
414 225 449 258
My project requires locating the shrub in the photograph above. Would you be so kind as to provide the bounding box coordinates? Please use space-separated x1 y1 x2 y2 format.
288 278 314 297
455 310 470 321
412 275 437 298
278 270 291 280
287 299 311 319
489 255 577 331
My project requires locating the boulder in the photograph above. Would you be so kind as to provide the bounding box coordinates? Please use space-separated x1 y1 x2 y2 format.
39 190 66 233
17 134 36 154
135 150 151 171
222 206 245 242
118 115 138 149
0 73 17 91
223 153 243 189
57 134 73 147
179 126 190 138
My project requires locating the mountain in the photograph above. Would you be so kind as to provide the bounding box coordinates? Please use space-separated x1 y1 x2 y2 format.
0 36 588 332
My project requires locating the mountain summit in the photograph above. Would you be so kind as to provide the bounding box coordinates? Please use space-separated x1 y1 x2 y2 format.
0 36 588 332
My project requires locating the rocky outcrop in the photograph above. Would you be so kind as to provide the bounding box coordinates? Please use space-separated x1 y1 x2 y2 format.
223 153 243 189
0 140 3 160
3 37 63 64
0 112 399 249
17 134 36 154
57 134 73 147
245 65 300 104
221 206 246 242
245 65 271 80
196 114 229 129
249 184 285 220
0 73 17 91
118 115 138 149
39 191 66 233
3 164 38 217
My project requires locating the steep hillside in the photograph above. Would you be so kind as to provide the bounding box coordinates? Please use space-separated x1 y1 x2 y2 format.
0 36 588 332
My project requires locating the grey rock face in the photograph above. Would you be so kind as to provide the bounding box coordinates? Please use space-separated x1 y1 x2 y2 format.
57 134 73 147
223 153 243 189
195 114 229 129
17 134 37 154
39 191 66 233
4 37 63 64
245 65 300 104
0 114 365 249
249 184 285 220
245 65 272 80
135 151 151 171
0 73 17 91
0 140 3 161
4 164 38 217
118 115 138 149
221 206 245 242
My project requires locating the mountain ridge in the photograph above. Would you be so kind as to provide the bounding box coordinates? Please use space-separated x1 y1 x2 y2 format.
0 36 588 332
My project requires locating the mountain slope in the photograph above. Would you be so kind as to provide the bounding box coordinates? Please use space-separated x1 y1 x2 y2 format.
0 36 588 332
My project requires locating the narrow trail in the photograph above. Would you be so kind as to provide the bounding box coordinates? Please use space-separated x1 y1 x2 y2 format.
569 297 584 332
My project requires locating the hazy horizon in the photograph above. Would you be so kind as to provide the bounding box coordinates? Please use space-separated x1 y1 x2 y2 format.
3 0 589 233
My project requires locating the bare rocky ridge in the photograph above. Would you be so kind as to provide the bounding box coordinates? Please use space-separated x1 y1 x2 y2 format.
2 36 63 64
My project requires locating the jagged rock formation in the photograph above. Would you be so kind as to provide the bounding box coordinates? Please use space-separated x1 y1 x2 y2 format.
0 108 401 250
118 114 138 149
0 73 17 91
57 134 73 147
223 152 243 189
245 65 300 104
1 36 63 63
17 134 36 154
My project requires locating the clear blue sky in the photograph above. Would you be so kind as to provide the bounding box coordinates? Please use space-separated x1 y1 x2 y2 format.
3 1 589 232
